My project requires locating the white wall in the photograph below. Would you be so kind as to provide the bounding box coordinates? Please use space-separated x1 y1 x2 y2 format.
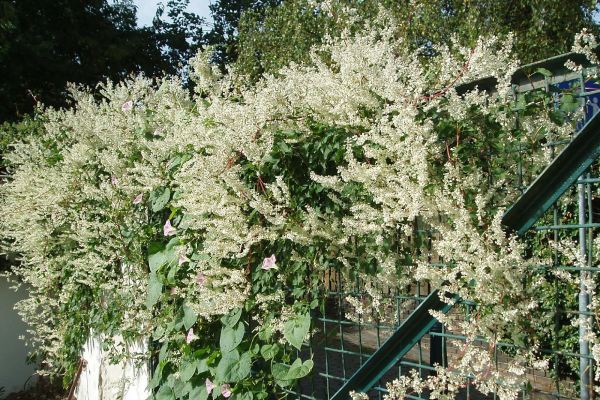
0 276 36 394
76 335 150 400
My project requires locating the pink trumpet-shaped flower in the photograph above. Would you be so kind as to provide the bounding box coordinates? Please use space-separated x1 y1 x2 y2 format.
221 384 232 398
205 378 215 393
111 176 118 185
133 193 143 205
178 253 190 265
186 328 195 344
163 220 176 236
121 100 133 112
196 271 206 287
262 254 277 270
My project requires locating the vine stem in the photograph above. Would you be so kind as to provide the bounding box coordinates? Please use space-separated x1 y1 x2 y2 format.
66 358 86 400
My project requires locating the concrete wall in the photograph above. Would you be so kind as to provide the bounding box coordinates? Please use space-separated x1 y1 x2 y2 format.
0 276 36 395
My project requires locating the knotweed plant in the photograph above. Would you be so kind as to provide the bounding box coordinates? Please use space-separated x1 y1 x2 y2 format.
0 13 595 400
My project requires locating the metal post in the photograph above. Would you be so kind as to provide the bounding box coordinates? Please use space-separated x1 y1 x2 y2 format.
579 178 590 400
429 321 446 372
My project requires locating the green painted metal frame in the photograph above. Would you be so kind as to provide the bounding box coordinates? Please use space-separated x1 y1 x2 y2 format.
329 290 454 400
502 110 600 236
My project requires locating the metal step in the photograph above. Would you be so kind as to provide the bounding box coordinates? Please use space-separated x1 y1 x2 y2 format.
329 290 454 400
502 110 600 236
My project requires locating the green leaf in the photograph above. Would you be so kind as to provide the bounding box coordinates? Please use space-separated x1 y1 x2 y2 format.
283 312 310 350
148 242 166 273
232 393 253 400
148 238 178 272
197 358 209 373
180 359 196 382
154 384 175 400
166 262 179 284
271 363 293 387
151 187 171 212
158 342 168 362
146 272 163 308
535 67 552 77
220 322 245 353
259 344 279 360
560 93 580 113
220 308 242 327
286 358 313 380
189 385 209 400
153 325 165 340
183 304 197 330
215 350 252 382
172 378 186 398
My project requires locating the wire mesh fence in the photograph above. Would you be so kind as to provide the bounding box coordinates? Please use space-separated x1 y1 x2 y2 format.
287 56 600 400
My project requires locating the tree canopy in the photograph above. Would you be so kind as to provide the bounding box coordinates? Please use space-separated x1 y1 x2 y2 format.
0 0 205 121
234 0 600 81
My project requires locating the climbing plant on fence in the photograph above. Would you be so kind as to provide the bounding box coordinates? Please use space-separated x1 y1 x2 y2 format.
1 13 599 400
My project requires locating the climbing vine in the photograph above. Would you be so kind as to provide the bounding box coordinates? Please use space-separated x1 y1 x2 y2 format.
1 11 599 400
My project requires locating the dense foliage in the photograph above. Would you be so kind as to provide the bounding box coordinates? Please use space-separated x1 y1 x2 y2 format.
3 6 600 400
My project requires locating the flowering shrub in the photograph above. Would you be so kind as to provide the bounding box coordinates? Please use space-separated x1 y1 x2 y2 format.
1 15 597 400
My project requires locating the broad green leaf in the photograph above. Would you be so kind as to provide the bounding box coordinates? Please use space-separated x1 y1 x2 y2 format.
158 342 168 362
148 242 166 273
151 187 171 212
148 238 178 272
179 359 196 381
146 272 163 308
535 67 552 77
271 363 293 387
183 303 197 330
259 344 279 360
215 350 252 382
283 312 310 350
271 362 290 380
154 384 175 400
560 93 579 113
197 358 209 373
166 262 179 283
220 322 245 353
286 358 313 380
220 308 242 327
153 325 165 340
232 393 253 400
189 385 209 400
180 381 193 397
172 378 186 398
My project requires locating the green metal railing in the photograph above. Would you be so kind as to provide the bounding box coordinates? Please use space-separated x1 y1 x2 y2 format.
289 48 600 400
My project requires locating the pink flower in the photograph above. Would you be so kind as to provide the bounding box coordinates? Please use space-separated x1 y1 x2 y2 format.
170 287 177 295
133 193 143 205
111 176 118 185
163 220 176 236
196 271 206 287
220 384 231 398
205 378 215 393
178 253 190 265
186 328 195 344
121 100 133 112
262 254 277 270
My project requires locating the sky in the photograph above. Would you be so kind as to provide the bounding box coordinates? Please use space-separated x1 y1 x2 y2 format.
132 0 213 27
